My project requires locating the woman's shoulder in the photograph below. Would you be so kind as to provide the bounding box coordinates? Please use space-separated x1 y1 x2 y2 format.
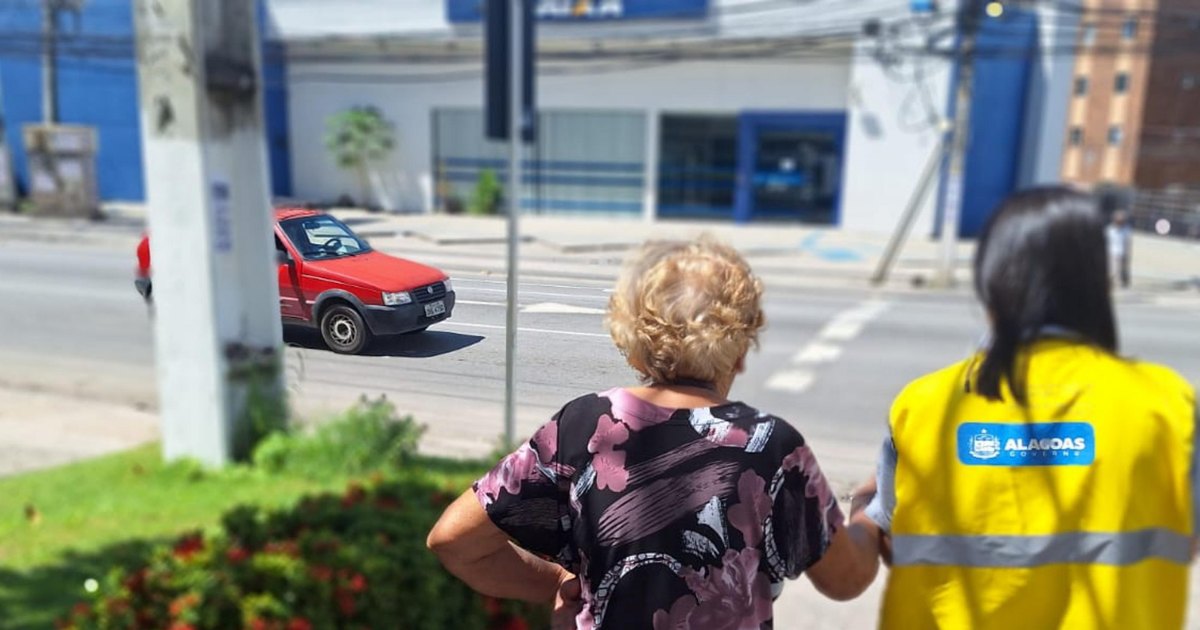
1120 359 1195 405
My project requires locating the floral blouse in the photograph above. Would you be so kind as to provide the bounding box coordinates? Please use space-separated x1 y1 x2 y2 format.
473 388 843 630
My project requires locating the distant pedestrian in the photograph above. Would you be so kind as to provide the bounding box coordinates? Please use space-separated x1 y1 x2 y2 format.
428 237 882 629
859 187 1196 629
1107 209 1133 288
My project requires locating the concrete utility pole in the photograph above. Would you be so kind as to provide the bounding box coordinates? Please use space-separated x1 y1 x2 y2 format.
41 0 59 124
133 0 284 466
934 0 985 288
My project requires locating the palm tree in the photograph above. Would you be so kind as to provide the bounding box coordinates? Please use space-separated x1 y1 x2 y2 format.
325 107 396 211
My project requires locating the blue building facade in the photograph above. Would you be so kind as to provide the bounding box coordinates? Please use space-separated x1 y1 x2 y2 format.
0 0 291 202
936 6 1039 238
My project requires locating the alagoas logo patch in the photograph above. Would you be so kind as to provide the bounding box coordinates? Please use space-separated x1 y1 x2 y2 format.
957 422 1095 467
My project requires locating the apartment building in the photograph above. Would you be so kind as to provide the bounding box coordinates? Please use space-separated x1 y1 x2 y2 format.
1062 0 1200 189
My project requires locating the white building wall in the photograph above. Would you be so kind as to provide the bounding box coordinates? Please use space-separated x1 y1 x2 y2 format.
841 45 952 235
287 59 851 213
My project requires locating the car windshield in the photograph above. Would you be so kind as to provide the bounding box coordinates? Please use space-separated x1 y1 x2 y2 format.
279 215 372 260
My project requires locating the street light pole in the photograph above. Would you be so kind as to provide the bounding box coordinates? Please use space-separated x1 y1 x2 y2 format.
934 0 984 288
503 0 524 449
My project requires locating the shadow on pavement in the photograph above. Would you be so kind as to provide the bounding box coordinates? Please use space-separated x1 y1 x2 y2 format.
283 326 484 359
0 538 161 630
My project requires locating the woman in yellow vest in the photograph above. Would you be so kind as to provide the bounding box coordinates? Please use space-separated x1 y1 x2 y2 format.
862 187 1197 629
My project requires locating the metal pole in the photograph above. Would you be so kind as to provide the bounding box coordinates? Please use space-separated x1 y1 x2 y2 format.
934 0 982 288
503 0 523 449
42 0 58 124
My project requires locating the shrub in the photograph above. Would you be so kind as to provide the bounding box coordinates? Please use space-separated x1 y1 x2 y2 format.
56 475 546 630
252 397 426 479
468 170 503 216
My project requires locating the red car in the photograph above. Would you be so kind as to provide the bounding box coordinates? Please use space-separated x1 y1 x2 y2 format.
136 208 456 354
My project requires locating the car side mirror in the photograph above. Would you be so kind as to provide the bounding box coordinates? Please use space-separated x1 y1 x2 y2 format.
275 249 292 265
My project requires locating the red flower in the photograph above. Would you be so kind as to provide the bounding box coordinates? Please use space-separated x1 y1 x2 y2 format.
123 568 148 593
287 618 313 630
348 573 368 593
309 565 334 582
483 597 503 616
168 624 196 630
105 598 130 615
71 603 90 618
249 618 269 630
337 590 356 617
169 593 200 617
172 533 205 560
263 540 299 558
225 546 250 564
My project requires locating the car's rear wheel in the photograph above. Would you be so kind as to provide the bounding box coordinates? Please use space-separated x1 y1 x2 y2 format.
320 304 372 355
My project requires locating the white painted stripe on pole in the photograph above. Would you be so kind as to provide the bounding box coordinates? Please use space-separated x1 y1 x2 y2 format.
766 370 816 393
792 342 842 364
444 321 611 339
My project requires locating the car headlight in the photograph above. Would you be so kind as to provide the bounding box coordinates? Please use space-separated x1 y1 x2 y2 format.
382 291 412 306
443 278 453 293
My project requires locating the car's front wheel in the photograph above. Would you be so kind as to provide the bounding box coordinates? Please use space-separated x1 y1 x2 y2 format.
319 304 372 355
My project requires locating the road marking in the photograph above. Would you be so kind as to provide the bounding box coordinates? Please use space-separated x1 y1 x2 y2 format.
457 299 507 307
793 342 842 364
455 278 613 292
462 286 609 302
521 302 607 315
767 300 891 394
442 321 611 339
766 370 816 393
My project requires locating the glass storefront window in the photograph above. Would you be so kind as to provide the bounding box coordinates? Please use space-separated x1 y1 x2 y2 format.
750 128 840 224
432 108 645 216
657 115 738 218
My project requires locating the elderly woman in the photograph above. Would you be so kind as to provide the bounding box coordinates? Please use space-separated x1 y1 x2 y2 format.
428 238 881 629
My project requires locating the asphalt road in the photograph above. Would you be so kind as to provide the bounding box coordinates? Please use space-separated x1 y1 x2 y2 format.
2 239 1199 487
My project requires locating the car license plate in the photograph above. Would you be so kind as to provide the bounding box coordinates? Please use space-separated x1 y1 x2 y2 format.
424 301 446 317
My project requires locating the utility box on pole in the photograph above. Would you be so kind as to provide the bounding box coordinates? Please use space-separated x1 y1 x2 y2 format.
133 0 284 467
22 124 99 218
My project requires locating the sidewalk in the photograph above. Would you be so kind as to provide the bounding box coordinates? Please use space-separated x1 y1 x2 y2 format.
0 385 158 477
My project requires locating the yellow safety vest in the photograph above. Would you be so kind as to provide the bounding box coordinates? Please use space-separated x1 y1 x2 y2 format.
882 339 1196 629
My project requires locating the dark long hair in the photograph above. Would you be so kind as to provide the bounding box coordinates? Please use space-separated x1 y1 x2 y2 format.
973 186 1119 404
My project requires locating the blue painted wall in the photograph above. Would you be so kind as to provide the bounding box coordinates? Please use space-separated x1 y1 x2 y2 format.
936 7 1038 238
0 0 291 202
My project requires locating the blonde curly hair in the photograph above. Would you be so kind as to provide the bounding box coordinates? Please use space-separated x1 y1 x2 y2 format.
607 237 765 385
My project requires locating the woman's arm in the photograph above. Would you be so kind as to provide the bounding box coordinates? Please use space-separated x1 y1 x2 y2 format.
427 490 575 603
804 504 882 601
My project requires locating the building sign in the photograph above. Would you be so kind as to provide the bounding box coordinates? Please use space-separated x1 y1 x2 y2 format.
447 0 710 23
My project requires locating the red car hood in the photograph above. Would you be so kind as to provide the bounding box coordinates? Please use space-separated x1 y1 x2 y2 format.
305 251 447 291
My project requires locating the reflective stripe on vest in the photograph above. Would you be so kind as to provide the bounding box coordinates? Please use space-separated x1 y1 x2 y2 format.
892 528 1192 568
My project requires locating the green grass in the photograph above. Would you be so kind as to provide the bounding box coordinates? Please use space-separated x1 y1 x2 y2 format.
0 444 491 630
